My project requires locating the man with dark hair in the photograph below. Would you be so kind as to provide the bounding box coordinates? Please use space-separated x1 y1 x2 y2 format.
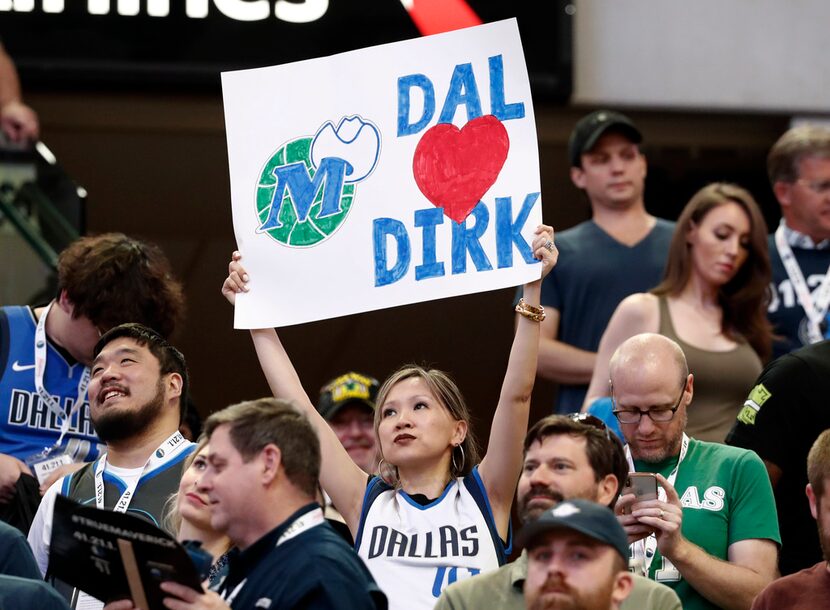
27 324 194 608
727 340 830 574
435 415 681 610
766 125 830 357
612 333 779 610
522 500 634 610
751 429 830 608
159 397 386 610
525 110 673 412
0 233 184 529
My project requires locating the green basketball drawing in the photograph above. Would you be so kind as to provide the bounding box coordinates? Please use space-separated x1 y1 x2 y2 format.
256 137 355 247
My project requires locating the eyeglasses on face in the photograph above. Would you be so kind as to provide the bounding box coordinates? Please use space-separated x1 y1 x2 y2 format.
795 178 830 196
611 387 685 425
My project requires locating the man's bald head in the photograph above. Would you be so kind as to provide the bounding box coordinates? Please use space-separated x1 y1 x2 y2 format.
609 333 688 392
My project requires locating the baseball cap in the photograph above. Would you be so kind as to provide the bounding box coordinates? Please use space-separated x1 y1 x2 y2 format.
518 499 629 562
568 110 642 168
317 372 379 420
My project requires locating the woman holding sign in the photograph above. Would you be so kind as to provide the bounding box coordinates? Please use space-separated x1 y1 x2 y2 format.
222 224 556 610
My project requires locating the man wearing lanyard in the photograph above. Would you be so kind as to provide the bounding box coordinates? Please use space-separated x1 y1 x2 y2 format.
611 333 780 610
158 398 386 610
0 233 183 531
27 323 194 608
766 125 830 358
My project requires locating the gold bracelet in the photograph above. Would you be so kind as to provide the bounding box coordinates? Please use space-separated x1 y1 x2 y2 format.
516 298 544 314
515 298 546 322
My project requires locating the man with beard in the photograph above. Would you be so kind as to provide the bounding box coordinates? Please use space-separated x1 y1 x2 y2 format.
26 324 194 606
612 334 779 610
522 500 633 610
751 429 830 608
435 415 680 610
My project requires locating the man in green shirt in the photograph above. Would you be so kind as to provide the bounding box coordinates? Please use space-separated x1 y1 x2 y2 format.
435 414 681 610
612 333 780 610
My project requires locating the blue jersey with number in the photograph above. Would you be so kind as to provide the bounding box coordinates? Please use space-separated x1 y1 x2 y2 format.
0 306 102 462
354 466 510 610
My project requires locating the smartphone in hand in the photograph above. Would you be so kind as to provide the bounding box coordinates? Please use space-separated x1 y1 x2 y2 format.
621 472 658 514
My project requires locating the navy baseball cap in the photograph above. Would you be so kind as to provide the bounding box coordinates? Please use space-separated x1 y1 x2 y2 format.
317 372 379 420
518 499 630 562
568 110 642 168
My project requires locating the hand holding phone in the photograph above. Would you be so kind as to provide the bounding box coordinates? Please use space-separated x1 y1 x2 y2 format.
621 472 658 514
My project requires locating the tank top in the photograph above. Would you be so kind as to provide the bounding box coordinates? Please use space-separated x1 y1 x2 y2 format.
658 297 762 443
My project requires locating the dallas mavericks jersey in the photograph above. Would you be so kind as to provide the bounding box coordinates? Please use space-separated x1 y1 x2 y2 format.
355 466 510 610
0 306 102 461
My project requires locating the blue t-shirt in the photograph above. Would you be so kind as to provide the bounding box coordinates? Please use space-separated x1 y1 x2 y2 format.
541 219 674 412
767 236 830 358
0 306 102 462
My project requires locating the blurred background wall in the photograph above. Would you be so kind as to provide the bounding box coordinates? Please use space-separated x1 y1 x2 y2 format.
0 0 823 434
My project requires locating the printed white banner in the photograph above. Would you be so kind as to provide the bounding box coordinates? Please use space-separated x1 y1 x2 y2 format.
222 18 542 328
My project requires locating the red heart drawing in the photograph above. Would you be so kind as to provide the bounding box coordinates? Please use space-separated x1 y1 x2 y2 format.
412 114 510 223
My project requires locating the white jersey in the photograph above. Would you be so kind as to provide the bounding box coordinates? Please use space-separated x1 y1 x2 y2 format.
355 466 510 610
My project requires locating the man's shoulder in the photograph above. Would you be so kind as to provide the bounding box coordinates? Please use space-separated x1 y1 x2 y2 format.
690 437 758 462
752 562 829 607
0 574 70 610
438 559 523 609
653 218 676 234
284 522 369 572
626 573 682 610
555 221 598 247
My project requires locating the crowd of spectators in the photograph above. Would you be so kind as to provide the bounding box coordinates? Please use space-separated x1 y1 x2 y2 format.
1 38 830 608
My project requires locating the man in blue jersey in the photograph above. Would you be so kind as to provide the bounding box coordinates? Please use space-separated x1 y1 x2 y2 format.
0 233 183 531
765 125 830 357
28 323 194 608
526 110 673 413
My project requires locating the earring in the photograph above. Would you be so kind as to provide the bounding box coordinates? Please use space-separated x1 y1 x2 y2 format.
450 444 466 476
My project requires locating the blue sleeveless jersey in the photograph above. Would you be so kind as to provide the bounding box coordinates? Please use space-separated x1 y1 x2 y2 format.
0 306 103 461
354 466 510 610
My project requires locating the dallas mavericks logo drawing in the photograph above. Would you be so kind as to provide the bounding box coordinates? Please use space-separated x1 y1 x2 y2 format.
255 115 381 247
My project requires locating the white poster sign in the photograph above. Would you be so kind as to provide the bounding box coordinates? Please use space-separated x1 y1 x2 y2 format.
222 18 542 329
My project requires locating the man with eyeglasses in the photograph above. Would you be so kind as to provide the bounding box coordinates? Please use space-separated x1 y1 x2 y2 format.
435 413 681 610
611 333 779 610
767 125 830 357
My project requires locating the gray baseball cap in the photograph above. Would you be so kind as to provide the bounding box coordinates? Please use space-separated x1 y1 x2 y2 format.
518 499 630 562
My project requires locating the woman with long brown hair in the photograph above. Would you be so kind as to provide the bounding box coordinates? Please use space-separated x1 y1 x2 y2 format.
583 183 772 442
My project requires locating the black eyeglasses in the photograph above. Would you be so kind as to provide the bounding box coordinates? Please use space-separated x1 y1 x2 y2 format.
566 413 611 440
611 387 684 425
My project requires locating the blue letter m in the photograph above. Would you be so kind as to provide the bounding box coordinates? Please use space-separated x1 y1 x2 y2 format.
257 157 350 232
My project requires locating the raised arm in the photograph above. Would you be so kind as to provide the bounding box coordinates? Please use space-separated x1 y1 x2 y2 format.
222 255 368 534
581 293 659 411
478 225 557 538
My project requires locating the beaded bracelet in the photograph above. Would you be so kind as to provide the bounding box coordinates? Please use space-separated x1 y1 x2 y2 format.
515 298 546 322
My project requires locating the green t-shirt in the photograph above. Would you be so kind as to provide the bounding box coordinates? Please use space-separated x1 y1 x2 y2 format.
633 439 780 610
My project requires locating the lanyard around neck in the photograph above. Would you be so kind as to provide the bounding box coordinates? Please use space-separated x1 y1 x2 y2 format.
625 434 689 577
93 431 188 513
775 224 830 343
223 507 325 606
34 302 91 448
